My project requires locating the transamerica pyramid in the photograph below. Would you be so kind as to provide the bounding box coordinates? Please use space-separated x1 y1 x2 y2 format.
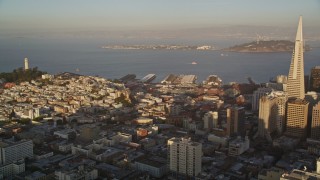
287 16 305 100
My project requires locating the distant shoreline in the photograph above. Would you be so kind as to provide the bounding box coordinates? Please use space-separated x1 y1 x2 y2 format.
223 40 311 53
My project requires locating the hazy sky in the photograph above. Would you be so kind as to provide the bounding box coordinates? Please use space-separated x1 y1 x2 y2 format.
0 0 320 42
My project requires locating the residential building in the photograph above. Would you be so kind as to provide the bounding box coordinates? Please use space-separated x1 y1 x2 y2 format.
167 137 202 177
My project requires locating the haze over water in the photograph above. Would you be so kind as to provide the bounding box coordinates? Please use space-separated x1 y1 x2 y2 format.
1 1 319 84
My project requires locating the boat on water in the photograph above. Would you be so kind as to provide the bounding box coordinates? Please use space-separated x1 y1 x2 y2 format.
191 61 197 65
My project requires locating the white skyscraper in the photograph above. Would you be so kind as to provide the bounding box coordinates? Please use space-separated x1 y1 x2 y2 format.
167 137 202 177
252 87 273 111
287 16 305 100
24 58 29 70
258 95 277 140
258 91 288 140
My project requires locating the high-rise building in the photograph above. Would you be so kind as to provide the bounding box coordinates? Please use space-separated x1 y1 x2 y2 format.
317 158 320 174
203 111 218 130
310 66 320 93
252 87 273 111
24 58 29 70
311 102 320 139
274 92 288 134
286 16 305 100
258 95 278 140
286 99 309 138
258 91 288 138
226 106 245 137
0 139 33 165
167 137 202 177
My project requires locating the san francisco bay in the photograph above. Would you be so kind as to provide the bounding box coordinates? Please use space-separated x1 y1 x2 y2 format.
1 37 319 84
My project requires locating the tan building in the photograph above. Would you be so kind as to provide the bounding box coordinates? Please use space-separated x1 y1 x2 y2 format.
311 102 320 139
227 106 245 137
167 137 202 177
310 66 320 92
286 99 309 138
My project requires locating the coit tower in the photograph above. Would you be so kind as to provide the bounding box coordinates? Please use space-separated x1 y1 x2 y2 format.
24 58 29 70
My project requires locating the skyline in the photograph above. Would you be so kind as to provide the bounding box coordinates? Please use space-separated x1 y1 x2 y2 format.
1 0 320 40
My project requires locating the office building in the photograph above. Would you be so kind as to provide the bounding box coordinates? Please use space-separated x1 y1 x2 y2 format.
226 106 245 137
286 99 309 138
286 16 305 100
167 137 202 177
0 160 25 179
258 95 278 140
252 87 273 111
203 111 218 130
0 139 33 165
310 66 320 92
228 136 250 156
311 102 320 139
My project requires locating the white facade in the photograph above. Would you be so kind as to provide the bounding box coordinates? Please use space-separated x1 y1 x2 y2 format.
258 95 278 141
24 58 29 70
208 134 229 147
167 137 202 177
252 87 273 111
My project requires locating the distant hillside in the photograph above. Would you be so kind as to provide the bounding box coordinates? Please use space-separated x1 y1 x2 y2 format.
0 67 46 83
224 40 311 52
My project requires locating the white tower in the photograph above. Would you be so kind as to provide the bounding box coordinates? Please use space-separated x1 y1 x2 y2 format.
287 16 305 100
24 58 29 70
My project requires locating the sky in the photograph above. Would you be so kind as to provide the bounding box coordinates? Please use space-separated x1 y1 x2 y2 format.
0 0 319 40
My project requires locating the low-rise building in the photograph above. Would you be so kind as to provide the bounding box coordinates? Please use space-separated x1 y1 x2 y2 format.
135 157 168 178
228 136 249 156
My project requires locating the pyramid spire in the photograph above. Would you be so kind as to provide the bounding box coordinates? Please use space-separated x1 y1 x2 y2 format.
295 16 303 41
286 16 305 100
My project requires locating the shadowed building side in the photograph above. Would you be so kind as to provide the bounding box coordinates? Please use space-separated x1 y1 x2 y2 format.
311 102 320 139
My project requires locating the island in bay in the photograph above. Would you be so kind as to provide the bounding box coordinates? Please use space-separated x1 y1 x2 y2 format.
223 40 311 52
101 44 215 50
